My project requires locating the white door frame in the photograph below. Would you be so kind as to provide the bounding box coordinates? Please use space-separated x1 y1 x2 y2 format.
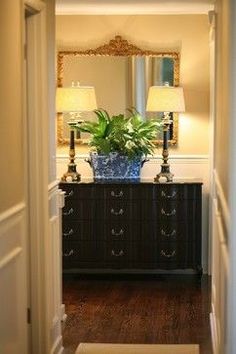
24 1 52 352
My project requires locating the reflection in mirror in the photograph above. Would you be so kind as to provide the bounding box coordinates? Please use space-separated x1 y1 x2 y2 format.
57 36 179 146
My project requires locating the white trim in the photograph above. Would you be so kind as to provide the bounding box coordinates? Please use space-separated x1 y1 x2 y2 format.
48 180 59 193
58 190 65 209
0 247 23 270
0 202 26 224
210 311 218 354
50 335 63 354
25 5 56 354
165 154 209 160
222 242 229 279
211 195 229 354
214 169 230 233
57 153 209 161
60 304 67 322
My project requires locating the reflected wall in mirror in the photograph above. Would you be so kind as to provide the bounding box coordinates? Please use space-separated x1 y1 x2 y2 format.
57 35 180 146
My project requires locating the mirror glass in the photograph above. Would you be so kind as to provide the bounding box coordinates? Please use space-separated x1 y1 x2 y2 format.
57 36 179 146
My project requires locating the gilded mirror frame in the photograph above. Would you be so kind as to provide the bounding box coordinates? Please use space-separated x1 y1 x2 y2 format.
57 35 180 146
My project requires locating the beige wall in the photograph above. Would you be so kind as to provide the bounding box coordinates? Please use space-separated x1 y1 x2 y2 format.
56 14 210 156
215 0 230 201
0 1 24 213
63 56 128 115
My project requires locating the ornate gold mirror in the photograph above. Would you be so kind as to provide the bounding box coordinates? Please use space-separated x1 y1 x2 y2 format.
57 35 180 146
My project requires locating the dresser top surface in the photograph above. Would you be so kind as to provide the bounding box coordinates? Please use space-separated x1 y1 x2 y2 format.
59 178 203 186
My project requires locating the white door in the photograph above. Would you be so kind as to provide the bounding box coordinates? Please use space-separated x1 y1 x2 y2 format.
0 4 30 354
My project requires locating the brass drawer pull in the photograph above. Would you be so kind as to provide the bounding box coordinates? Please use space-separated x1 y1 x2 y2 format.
63 208 74 216
111 229 124 236
111 190 123 198
111 250 124 257
161 250 176 258
63 249 74 257
161 208 176 216
63 229 74 237
161 229 176 237
111 208 124 216
65 190 74 198
161 190 177 199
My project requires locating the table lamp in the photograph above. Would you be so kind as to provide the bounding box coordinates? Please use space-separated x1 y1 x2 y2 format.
146 85 185 182
56 85 97 182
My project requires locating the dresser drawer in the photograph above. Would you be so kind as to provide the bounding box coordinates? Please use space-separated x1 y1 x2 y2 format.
61 183 95 200
157 221 201 243
157 201 198 221
102 221 140 242
104 185 132 200
140 221 198 242
63 240 101 262
62 221 98 241
142 200 199 221
104 201 141 220
62 199 103 221
154 184 202 200
140 222 157 241
105 240 132 267
133 241 157 265
156 241 196 268
62 199 93 220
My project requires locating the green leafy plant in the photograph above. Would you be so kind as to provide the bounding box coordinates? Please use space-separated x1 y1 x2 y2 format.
75 109 161 159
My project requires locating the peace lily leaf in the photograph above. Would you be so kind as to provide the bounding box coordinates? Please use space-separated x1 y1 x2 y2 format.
75 108 161 159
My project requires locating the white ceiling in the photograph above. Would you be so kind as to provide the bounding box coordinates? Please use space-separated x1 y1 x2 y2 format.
56 0 215 15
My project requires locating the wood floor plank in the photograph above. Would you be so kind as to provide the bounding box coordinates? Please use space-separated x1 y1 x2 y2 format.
62 274 212 354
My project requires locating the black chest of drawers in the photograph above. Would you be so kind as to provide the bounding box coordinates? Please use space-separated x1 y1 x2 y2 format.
59 180 202 274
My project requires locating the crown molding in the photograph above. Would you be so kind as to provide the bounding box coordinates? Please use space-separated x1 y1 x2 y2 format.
56 0 215 16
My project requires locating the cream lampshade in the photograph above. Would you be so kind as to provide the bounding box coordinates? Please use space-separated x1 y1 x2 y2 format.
146 85 185 182
146 86 185 113
56 86 97 113
56 85 97 182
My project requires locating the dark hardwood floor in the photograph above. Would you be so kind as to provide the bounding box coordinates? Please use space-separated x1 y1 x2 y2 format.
62 274 212 354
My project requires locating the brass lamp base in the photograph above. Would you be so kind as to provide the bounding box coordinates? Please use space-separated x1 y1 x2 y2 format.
61 163 81 182
154 163 173 183
154 112 174 183
61 125 81 182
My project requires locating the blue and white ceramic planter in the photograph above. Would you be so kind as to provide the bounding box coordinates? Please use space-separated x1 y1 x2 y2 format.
86 152 147 181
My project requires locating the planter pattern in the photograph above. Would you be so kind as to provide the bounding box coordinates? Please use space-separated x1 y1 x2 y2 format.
87 152 145 180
